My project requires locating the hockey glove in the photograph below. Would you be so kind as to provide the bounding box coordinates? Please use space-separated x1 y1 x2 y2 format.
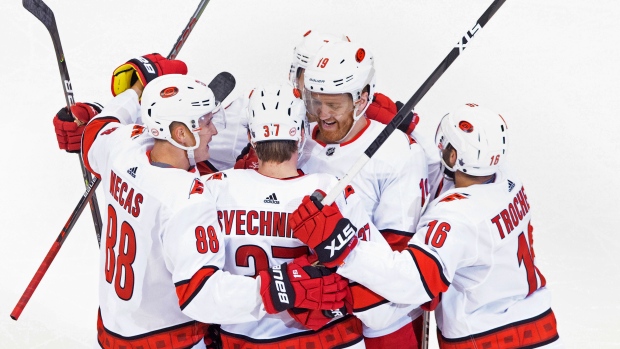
395 101 420 135
366 92 398 125
288 284 352 331
366 92 419 135
289 190 358 268
234 142 259 169
259 255 349 314
53 102 102 153
111 53 187 96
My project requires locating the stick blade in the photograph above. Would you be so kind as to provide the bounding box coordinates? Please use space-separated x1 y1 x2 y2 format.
208 72 236 104
23 0 56 31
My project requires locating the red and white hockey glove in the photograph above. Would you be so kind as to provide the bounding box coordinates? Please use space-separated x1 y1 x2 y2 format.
53 102 102 153
288 283 353 331
289 190 358 268
111 53 187 96
259 255 349 314
233 142 259 169
366 92 419 134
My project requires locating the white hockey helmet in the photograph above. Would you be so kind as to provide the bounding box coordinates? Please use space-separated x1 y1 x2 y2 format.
247 83 307 151
289 30 349 89
141 74 220 164
435 103 508 176
303 41 376 122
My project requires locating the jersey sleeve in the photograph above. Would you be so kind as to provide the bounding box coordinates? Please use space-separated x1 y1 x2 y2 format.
337 207 478 306
334 185 418 329
373 134 429 251
162 194 266 324
82 89 142 178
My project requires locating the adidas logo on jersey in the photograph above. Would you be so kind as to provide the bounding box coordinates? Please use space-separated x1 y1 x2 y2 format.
507 179 515 192
264 193 280 204
127 167 138 178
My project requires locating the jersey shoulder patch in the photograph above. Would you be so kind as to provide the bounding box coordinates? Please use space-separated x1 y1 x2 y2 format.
205 172 227 181
100 127 118 136
189 178 204 197
439 192 470 203
344 184 355 199
130 125 146 138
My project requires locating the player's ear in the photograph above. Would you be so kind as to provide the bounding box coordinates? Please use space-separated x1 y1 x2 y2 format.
356 90 369 117
171 122 195 147
449 147 457 165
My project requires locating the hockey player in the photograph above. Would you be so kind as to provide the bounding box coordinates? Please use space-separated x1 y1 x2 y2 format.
234 29 420 172
203 83 410 348
80 55 349 348
290 103 563 349
298 41 429 349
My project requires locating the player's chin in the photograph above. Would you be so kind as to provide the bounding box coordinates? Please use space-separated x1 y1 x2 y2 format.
194 146 211 162
318 127 346 143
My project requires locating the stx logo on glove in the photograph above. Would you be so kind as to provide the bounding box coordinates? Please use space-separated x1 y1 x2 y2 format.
322 220 357 258
271 265 290 305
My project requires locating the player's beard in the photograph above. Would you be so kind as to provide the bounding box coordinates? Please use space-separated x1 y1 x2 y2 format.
317 112 355 144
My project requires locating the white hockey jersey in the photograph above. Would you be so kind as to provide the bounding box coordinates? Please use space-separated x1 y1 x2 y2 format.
410 127 447 201
338 168 562 348
83 90 266 348
206 94 250 171
202 168 403 348
300 119 428 337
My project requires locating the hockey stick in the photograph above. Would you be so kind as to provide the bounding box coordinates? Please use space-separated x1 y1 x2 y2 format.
169 0 212 60
310 1 507 347
10 178 98 321
317 0 507 205
9 71 235 321
10 0 217 321
23 0 104 246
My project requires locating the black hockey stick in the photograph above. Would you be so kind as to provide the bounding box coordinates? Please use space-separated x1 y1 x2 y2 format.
23 0 104 246
10 71 235 321
169 0 212 60
313 2 508 344
317 0 507 206
11 0 218 321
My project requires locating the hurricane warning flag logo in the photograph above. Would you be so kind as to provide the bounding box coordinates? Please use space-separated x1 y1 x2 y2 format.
189 178 204 196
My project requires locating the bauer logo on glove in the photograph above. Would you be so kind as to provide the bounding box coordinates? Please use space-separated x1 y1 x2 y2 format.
111 53 188 96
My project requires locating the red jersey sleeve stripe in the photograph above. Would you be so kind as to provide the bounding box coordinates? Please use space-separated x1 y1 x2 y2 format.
350 282 389 312
81 117 120 179
380 229 414 252
406 245 450 299
175 266 219 310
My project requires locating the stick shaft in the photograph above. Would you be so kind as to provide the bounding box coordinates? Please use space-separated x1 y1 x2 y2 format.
322 0 508 205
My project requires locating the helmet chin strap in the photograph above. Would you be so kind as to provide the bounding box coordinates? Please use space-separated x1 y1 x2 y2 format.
186 149 196 168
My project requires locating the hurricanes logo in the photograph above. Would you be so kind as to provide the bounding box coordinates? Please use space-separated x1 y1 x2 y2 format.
439 193 470 203
131 125 146 138
100 127 118 136
189 178 204 197
160 87 178 98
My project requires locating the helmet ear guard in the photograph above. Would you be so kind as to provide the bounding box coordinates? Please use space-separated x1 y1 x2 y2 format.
435 104 508 176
